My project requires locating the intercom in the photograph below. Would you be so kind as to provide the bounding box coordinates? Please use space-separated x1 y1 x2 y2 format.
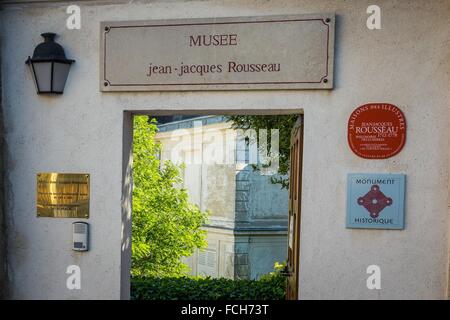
72 222 89 252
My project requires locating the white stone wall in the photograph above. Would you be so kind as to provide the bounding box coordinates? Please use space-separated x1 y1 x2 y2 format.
0 0 449 299
155 119 237 226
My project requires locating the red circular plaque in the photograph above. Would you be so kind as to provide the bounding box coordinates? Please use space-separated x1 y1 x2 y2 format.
348 103 406 159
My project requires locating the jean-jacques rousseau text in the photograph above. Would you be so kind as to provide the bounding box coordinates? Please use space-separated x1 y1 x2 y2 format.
146 33 281 77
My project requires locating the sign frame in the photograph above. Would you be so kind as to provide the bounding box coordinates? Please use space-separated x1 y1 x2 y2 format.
346 173 406 230
100 14 335 91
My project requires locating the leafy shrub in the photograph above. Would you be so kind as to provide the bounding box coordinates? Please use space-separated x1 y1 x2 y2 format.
132 116 209 277
131 274 286 300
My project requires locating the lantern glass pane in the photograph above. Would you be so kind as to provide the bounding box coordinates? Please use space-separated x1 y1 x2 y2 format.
52 62 71 93
28 63 39 93
32 62 52 92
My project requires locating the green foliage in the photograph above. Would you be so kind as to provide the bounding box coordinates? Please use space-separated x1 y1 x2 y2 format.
131 274 286 300
226 115 298 189
131 262 287 300
259 261 287 280
132 116 209 277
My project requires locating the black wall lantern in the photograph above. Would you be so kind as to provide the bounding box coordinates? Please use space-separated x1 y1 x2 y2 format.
26 33 75 94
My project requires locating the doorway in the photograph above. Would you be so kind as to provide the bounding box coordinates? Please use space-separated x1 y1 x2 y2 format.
121 110 304 300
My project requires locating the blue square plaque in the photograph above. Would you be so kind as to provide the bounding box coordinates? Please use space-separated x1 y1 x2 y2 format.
347 173 406 229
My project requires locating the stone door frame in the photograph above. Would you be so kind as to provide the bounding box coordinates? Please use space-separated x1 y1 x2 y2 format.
121 109 304 300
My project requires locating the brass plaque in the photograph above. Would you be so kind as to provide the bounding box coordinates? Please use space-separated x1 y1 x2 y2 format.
37 173 90 218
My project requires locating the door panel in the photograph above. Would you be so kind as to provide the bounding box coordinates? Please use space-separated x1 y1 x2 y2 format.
286 116 303 300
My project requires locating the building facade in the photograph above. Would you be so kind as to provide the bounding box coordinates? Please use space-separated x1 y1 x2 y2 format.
0 0 449 299
155 116 288 279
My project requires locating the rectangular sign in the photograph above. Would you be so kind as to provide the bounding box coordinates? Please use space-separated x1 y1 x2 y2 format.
100 14 334 91
37 173 90 218
346 173 406 230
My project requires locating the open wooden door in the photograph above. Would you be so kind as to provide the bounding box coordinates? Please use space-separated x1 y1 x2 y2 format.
286 116 303 300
